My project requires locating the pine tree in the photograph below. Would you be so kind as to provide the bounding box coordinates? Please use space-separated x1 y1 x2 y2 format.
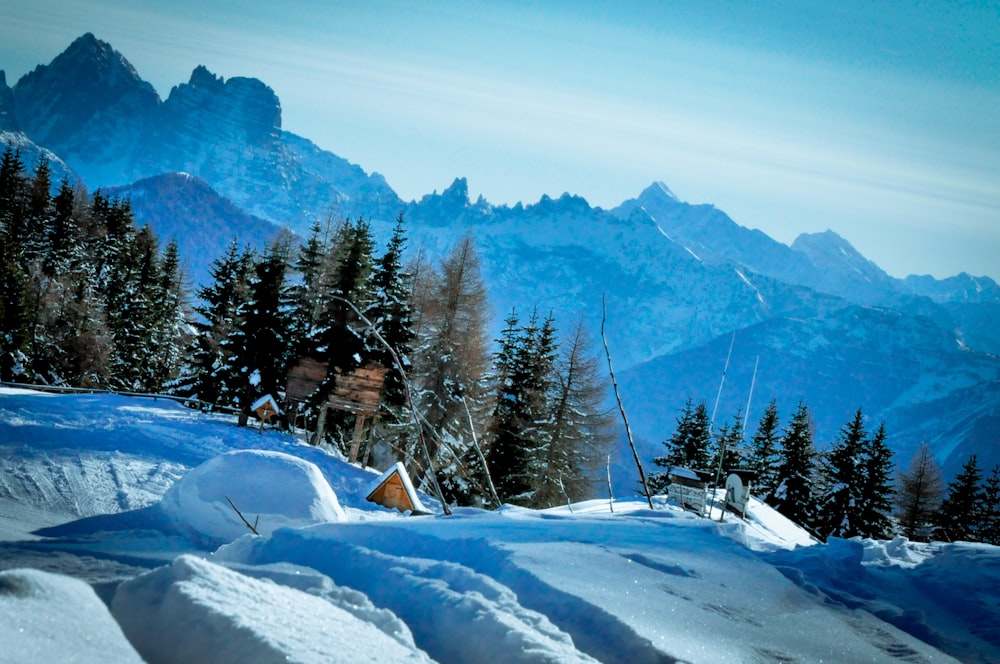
223 240 294 426
486 308 534 504
815 408 868 540
934 455 985 542
22 156 52 264
709 408 746 487
746 399 782 497
981 465 1000 546
177 240 255 408
856 421 895 539
364 215 414 417
0 230 30 381
766 402 818 532
894 443 944 541
649 398 712 492
0 147 27 246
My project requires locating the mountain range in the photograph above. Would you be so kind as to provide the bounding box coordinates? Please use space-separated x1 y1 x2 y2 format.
2 33 997 486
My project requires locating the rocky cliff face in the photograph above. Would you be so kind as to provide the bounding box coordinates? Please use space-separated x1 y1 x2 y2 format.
12 33 160 187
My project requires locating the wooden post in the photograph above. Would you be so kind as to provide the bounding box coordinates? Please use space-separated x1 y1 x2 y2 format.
314 406 327 446
348 414 367 463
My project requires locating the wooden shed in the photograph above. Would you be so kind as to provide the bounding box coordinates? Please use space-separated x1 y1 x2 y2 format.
366 462 428 514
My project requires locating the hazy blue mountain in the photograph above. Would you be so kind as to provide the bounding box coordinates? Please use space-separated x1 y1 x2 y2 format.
9 33 400 230
107 172 285 286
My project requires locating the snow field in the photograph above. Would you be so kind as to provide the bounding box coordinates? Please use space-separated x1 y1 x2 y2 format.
0 388 996 663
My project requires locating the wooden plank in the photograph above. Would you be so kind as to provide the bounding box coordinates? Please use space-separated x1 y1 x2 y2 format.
286 358 328 400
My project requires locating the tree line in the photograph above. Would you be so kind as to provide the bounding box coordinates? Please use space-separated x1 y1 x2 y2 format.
0 149 615 510
649 398 1000 544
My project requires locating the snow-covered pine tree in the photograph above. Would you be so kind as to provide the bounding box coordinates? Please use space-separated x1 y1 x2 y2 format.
649 398 712 493
766 401 818 532
815 408 868 540
746 399 782 497
310 217 376 447
21 156 52 266
0 209 30 381
0 148 27 248
364 214 415 418
222 239 294 427
287 217 344 362
893 443 944 541
175 240 255 408
856 421 895 539
933 454 985 543
486 308 533 505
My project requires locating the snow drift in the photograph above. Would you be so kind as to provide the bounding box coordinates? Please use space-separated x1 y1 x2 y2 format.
160 449 346 544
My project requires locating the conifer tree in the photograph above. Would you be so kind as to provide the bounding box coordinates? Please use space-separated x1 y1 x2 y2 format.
934 455 985 542
486 308 533 504
364 215 414 416
856 421 895 539
894 443 944 541
0 230 30 381
410 234 490 491
766 402 818 532
746 399 782 496
0 148 27 246
177 240 255 408
815 408 868 540
537 318 616 507
22 156 52 264
223 240 294 426
709 408 746 487
981 465 1000 546
649 398 712 492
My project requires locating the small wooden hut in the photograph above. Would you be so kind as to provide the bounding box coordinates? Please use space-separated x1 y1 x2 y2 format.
366 462 428 514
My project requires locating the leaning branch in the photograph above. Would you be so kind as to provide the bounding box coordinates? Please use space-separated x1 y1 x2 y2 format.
601 294 654 509
225 495 260 535
328 295 452 516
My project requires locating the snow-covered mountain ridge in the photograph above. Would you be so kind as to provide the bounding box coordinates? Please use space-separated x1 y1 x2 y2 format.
2 34 998 481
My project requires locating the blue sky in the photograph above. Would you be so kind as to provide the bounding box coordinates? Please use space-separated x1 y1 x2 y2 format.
2 0 998 280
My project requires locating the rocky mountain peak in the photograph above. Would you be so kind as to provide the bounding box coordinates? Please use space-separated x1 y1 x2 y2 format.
442 176 470 204
187 65 224 90
12 33 159 149
161 67 281 144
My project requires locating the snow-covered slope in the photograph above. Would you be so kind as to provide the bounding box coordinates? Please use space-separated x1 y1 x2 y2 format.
1 387 997 663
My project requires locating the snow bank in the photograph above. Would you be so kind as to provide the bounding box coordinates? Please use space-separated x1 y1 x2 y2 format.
220 528 599 663
0 568 143 663
160 450 346 544
111 554 431 664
